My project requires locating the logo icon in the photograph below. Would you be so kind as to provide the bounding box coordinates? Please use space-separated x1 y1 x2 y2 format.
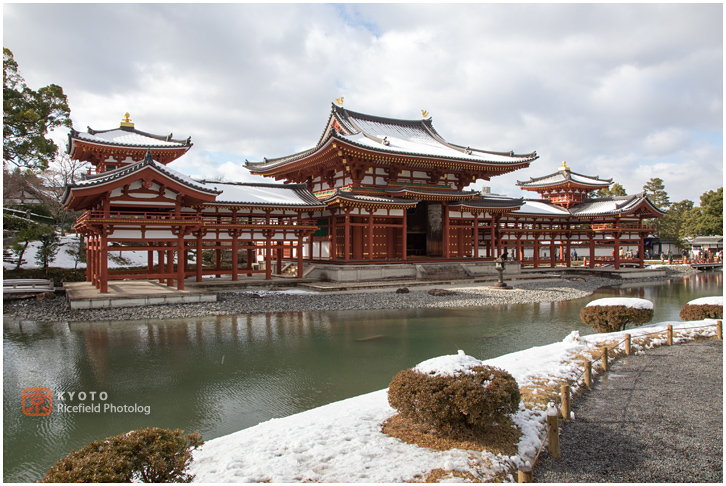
22 388 52 416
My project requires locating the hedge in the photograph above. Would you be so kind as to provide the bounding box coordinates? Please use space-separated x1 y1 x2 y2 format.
580 305 654 333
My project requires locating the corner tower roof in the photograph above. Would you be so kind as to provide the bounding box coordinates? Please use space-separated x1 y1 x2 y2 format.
517 161 612 191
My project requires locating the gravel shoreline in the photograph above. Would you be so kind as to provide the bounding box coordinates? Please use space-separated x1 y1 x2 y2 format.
3 266 702 324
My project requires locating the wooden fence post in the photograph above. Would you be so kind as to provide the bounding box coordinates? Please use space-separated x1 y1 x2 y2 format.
560 385 571 420
602 346 609 371
667 324 673 345
547 414 560 459
717 320 722 340
584 360 592 389
518 467 532 483
624 333 631 356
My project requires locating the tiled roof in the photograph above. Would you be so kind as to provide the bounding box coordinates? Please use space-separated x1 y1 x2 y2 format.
72 151 216 193
195 181 326 207
70 126 192 149
385 186 480 199
511 193 666 218
512 200 572 216
322 190 419 206
246 104 537 171
517 169 611 189
569 193 662 217
449 196 524 210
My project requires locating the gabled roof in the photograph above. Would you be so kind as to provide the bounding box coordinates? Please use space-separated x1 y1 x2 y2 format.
570 193 666 217
193 181 326 209
246 104 538 174
510 193 666 218
517 166 612 190
62 151 219 209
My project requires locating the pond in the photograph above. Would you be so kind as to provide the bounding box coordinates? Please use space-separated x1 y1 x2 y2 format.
3 271 722 482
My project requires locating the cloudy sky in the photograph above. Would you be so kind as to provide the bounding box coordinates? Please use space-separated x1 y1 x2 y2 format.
4 3 723 203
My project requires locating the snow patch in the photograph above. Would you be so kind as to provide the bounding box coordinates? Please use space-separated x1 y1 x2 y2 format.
586 297 654 309
687 296 723 306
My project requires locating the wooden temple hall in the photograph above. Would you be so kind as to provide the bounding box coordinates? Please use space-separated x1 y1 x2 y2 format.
62 106 665 292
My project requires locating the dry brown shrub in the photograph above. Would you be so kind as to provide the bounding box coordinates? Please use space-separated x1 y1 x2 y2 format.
388 365 520 434
679 304 723 321
580 305 653 333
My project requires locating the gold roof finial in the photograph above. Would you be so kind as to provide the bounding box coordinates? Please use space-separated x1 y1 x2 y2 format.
335 97 344 107
421 109 429 119
559 160 569 171
120 112 134 128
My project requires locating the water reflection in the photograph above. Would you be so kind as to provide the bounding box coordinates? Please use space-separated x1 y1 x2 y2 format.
4 272 722 482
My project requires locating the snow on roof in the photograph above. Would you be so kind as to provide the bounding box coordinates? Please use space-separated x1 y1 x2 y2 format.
586 298 654 310
570 193 655 217
341 125 531 164
517 169 611 189
75 128 188 148
687 296 723 306
512 200 570 216
197 181 324 207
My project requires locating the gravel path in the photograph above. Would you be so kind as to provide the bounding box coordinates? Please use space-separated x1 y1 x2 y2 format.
533 339 723 483
3 276 620 323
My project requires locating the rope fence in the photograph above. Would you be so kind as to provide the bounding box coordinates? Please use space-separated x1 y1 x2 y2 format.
518 319 722 482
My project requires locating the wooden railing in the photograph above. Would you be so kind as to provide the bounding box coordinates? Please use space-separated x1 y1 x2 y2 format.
77 210 202 224
518 321 722 482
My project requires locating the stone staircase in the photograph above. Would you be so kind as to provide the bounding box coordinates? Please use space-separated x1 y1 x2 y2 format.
416 263 471 280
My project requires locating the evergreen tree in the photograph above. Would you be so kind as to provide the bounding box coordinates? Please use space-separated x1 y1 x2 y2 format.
3 48 72 172
596 183 627 197
643 178 670 209
695 187 723 236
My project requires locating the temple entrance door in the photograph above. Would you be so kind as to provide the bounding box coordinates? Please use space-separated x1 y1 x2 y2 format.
406 202 443 258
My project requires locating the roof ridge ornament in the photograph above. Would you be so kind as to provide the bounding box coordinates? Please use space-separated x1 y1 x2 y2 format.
335 97 344 107
120 112 134 128
143 148 154 164
421 109 429 119
559 160 569 171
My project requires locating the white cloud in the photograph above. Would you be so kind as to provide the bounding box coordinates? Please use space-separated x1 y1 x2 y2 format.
4 3 722 203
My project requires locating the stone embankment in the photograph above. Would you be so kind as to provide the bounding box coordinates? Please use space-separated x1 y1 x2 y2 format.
3 265 703 324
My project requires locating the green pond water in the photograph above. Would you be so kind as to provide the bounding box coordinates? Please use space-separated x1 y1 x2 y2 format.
3 271 722 482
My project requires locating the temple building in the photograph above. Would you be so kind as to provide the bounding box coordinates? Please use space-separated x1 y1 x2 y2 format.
62 106 664 293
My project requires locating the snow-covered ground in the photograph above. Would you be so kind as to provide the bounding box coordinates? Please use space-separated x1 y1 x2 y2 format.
189 318 720 483
3 234 152 271
586 297 654 309
688 296 723 306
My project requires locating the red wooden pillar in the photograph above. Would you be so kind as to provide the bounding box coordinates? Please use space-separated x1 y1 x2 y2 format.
231 231 239 281
472 212 479 258
614 234 621 270
330 212 337 260
86 235 94 282
297 234 304 278
344 208 351 262
215 239 222 278
402 208 408 261
265 234 272 280
442 203 450 259
177 233 185 290
550 238 556 268
276 243 283 274
490 216 496 259
589 235 595 268
148 248 154 274
100 232 108 293
533 237 540 269
167 243 174 287
158 247 165 284
565 239 571 267
639 229 645 268
196 233 203 282
247 248 253 277
368 209 374 261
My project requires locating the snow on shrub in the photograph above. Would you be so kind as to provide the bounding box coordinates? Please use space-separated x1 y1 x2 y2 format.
387 351 520 434
42 427 203 483
679 296 723 321
580 298 654 333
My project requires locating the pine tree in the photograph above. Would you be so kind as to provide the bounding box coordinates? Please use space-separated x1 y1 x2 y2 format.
643 178 670 210
3 48 72 172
